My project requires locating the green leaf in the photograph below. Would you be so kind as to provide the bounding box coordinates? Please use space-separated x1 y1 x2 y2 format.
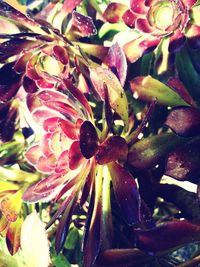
52 254 71 267
64 226 79 250
130 75 189 107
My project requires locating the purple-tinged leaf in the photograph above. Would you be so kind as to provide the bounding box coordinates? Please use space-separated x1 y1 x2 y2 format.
89 66 128 130
32 108 61 125
23 174 65 203
69 141 85 170
165 138 200 181
103 3 128 23
96 136 128 165
55 150 69 173
72 11 97 37
108 162 141 225
135 18 153 33
23 76 38 94
62 0 82 13
14 52 32 74
83 168 102 267
135 220 200 252
80 121 98 159
165 106 200 137
36 155 54 173
0 62 22 102
0 39 42 62
53 45 69 65
55 198 76 253
130 76 189 107
80 160 96 206
166 77 196 107
123 36 160 63
104 42 127 87
60 119 77 140
63 79 93 118
128 133 185 169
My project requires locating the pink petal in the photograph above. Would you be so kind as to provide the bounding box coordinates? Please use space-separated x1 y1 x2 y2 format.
37 89 70 104
62 0 82 13
184 0 198 8
55 150 69 173
32 108 61 124
40 133 52 156
69 141 85 170
36 155 54 173
36 78 55 89
123 35 160 63
72 11 97 37
25 145 41 165
122 9 138 28
60 119 77 140
43 117 60 132
23 173 66 202
43 101 79 120
50 131 62 159
135 18 153 33
130 0 149 14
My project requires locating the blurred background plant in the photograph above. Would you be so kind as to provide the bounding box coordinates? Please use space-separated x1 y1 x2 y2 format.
1 0 200 267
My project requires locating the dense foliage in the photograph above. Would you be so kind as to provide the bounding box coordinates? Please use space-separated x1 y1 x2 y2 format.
1 0 200 266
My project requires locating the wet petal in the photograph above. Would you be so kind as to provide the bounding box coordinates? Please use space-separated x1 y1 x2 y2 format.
43 117 60 132
60 119 78 140
135 220 200 252
104 42 127 86
96 136 128 165
108 162 141 225
72 11 97 37
36 155 54 173
103 3 128 23
55 150 69 173
80 121 98 159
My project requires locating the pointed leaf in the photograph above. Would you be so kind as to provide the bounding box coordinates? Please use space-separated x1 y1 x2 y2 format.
128 133 185 169
21 211 50 267
69 141 84 170
130 76 189 107
55 199 75 253
1 191 22 222
104 42 127 86
103 3 128 23
108 162 140 225
89 66 128 130
72 11 97 37
135 220 200 252
6 217 23 255
165 106 200 137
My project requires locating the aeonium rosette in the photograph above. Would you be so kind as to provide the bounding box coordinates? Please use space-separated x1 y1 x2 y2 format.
103 0 200 67
22 75 142 266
